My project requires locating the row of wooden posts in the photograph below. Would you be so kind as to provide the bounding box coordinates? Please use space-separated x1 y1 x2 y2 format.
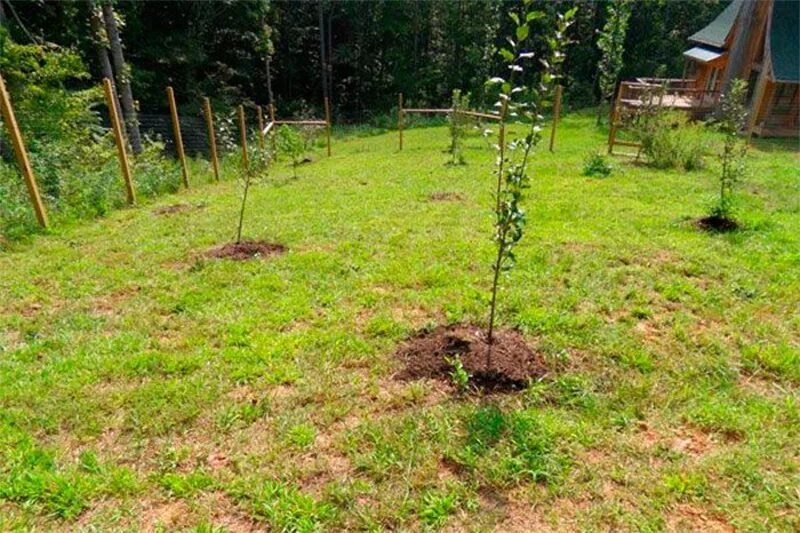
0 73 332 229
396 85 563 153
2 73 560 232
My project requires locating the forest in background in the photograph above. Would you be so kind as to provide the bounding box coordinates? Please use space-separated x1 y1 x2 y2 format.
3 0 729 120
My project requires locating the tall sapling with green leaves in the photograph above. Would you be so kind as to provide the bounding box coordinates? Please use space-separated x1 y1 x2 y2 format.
447 89 471 165
706 79 749 229
484 2 576 367
596 0 631 125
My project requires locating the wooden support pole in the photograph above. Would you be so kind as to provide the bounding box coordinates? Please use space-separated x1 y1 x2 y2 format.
549 84 563 153
398 93 404 151
203 97 220 181
0 73 48 228
268 103 277 157
607 83 623 155
238 105 248 169
324 96 332 156
166 86 189 189
256 106 265 150
103 77 136 205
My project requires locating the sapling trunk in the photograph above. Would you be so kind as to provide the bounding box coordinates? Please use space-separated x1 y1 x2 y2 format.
236 172 251 244
486 105 508 367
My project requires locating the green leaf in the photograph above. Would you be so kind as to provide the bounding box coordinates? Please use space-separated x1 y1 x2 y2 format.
509 12 520 26
526 11 545 22
516 25 529 42
499 48 514 62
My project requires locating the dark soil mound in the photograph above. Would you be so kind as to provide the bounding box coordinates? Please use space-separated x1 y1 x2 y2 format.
206 241 286 261
395 324 545 391
697 215 739 232
429 192 464 202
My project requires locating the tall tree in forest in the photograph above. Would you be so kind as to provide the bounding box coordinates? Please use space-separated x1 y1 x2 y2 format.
596 0 630 125
101 1 141 154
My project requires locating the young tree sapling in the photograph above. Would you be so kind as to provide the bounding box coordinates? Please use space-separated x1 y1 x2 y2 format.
596 0 631 126
484 2 576 368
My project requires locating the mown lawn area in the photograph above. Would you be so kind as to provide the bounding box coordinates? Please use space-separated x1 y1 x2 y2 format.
1 112 798 531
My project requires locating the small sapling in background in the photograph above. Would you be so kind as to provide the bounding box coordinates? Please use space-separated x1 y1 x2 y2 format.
276 125 305 178
596 0 631 126
447 89 471 165
484 2 576 368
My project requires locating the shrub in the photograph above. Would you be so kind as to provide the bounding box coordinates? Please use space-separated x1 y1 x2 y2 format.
582 152 613 177
276 125 305 178
635 109 709 170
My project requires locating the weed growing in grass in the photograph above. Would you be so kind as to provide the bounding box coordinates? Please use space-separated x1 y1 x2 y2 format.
447 89 471 165
445 353 471 393
484 2 576 364
582 152 614 177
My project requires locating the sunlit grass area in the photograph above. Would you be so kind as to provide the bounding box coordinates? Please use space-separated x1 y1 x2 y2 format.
1 112 798 530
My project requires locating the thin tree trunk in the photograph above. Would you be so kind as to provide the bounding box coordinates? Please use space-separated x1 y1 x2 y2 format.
101 1 142 154
265 54 274 109
318 0 329 104
89 2 123 122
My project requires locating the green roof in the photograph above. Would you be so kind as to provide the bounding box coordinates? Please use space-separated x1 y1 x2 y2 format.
770 0 800 82
689 0 743 47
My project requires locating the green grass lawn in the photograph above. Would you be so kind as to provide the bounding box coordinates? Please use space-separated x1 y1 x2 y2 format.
1 112 798 531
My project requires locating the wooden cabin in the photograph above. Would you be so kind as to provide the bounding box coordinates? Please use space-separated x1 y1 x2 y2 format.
682 0 799 137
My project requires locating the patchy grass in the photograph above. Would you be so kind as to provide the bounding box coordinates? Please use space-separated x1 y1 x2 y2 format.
1 111 798 530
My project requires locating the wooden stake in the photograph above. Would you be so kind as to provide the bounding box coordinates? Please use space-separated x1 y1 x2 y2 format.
103 77 136 205
203 97 220 181
268 103 277 156
166 86 189 188
0 73 48 228
256 105 265 150
238 105 248 169
607 83 622 155
324 96 332 156
549 84 563 153
398 93 404 151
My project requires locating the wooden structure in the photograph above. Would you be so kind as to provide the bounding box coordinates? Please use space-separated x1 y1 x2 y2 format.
262 104 332 156
0 73 49 228
103 78 136 205
614 0 798 141
396 93 501 150
166 86 190 188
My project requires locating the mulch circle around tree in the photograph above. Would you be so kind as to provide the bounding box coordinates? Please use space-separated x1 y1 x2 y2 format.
429 192 464 202
205 241 287 261
395 324 546 392
697 215 739 232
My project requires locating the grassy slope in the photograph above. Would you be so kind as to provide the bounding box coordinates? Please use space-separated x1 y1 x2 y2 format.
0 112 798 531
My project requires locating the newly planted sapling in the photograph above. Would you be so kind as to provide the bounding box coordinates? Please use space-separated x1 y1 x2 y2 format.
447 89 471 165
484 3 576 367
596 0 631 125
276 125 305 178
235 109 271 244
710 79 749 226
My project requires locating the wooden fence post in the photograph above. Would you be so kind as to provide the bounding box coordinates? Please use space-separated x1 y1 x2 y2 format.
166 86 190 188
607 83 623 155
268 103 277 157
0 73 49 228
324 96 332 156
256 106 265 151
238 105 248 169
203 97 220 181
549 84 563 153
103 77 136 205
398 93 404 151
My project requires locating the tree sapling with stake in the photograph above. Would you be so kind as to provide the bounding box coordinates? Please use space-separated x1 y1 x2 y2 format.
484 2 576 370
447 89 470 165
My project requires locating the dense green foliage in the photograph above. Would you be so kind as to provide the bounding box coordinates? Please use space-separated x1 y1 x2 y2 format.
4 0 729 118
596 0 631 124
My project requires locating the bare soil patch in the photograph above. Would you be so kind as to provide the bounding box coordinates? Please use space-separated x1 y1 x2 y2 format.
395 324 546 391
154 203 204 216
697 215 738 232
206 241 286 261
429 191 464 202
